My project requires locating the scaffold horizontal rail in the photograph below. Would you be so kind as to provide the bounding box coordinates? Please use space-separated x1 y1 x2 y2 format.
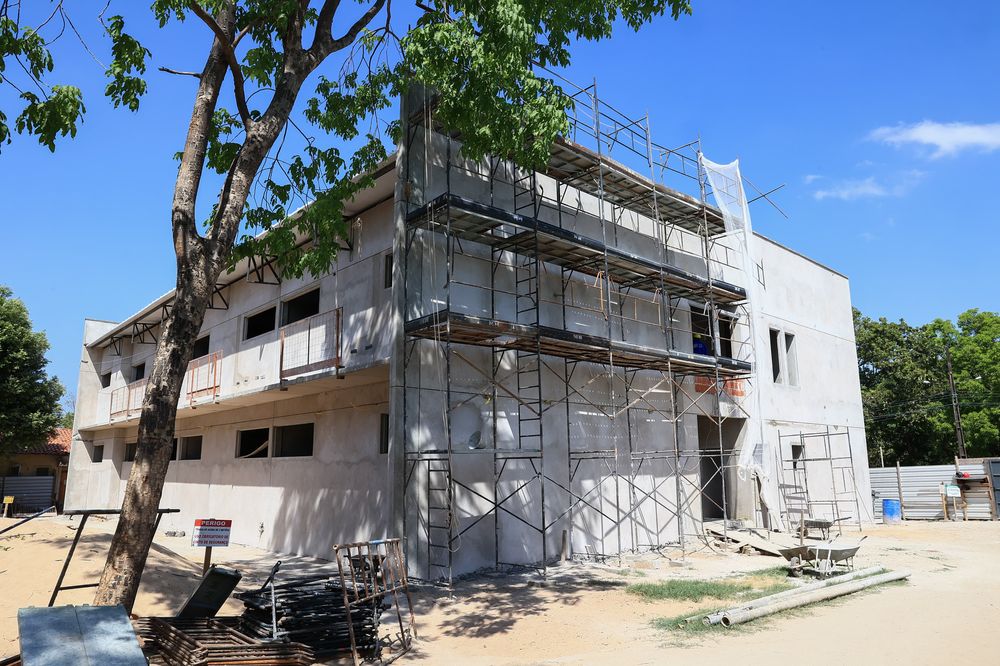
405 309 751 377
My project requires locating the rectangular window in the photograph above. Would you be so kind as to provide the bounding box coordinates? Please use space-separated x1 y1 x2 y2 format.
35 467 51 477
7 464 20 476
791 441 804 470
690 310 712 356
180 435 203 460
379 413 390 455
237 428 270 459
244 307 277 340
170 438 178 461
281 289 320 326
124 441 137 462
784 332 799 387
274 423 314 457
383 253 393 289
100 372 112 388
719 318 734 359
769 329 782 383
133 363 146 381
92 445 104 463
192 335 210 360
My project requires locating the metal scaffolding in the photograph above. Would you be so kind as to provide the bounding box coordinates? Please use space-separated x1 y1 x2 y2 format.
778 427 865 536
400 82 762 584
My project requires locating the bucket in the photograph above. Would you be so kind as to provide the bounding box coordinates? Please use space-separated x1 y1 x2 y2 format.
882 498 902 524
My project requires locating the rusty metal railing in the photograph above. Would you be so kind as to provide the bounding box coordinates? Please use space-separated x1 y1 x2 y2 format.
187 350 223 403
110 377 147 420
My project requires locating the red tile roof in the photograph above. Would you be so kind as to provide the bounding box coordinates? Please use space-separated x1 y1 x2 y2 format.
20 428 72 456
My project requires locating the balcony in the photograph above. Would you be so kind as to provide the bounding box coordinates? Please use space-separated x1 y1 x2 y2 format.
108 351 223 421
184 350 223 403
279 307 343 379
98 309 345 426
110 377 147 420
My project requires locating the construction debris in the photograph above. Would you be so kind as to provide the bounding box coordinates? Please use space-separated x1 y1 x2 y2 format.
702 566 885 626
236 575 380 658
704 522 789 557
719 569 911 627
149 618 314 665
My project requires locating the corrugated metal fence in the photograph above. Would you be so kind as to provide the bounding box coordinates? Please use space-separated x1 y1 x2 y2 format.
870 463 995 521
0 476 55 513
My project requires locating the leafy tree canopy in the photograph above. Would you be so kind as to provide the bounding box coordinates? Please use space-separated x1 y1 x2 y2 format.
2 0 691 280
855 307 999 465
0 286 65 455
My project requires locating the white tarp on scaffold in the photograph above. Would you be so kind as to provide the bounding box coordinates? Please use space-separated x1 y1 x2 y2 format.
700 154 785 530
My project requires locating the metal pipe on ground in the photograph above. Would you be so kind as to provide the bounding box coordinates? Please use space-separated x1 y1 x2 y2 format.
720 570 910 627
703 565 885 626
0 505 56 537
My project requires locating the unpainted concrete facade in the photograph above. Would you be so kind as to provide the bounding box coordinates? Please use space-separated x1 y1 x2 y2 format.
68 100 871 576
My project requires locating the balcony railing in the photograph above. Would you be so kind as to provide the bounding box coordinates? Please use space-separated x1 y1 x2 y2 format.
110 377 147 420
280 307 343 379
108 351 224 421
187 350 222 402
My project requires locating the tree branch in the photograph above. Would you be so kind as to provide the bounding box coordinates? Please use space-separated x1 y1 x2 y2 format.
189 2 253 130
311 0 386 60
159 66 201 79
311 0 343 53
171 4 235 259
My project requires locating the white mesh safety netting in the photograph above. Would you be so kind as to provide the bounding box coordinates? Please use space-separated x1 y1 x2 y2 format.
700 155 785 530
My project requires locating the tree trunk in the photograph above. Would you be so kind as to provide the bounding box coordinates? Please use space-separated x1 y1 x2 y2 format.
90 0 345 611
93 263 216 610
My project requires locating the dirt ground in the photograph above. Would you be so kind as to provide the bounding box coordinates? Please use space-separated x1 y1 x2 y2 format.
2 517 998 664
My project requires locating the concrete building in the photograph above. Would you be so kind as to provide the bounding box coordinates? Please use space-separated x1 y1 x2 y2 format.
67 87 872 580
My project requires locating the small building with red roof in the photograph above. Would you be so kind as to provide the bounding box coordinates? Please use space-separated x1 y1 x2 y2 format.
2 428 72 511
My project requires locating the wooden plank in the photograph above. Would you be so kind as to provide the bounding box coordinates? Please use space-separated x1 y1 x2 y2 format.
704 523 789 557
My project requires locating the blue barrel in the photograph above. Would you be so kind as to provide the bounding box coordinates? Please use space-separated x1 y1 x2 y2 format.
882 498 902 523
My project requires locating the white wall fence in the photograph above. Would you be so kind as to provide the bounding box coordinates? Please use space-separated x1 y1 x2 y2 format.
870 462 995 521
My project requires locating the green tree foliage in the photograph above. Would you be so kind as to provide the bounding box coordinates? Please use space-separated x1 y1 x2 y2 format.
0 286 64 455
3 0 691 279
855 308 999 465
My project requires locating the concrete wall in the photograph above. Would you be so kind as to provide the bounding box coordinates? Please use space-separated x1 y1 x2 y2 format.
66 377 391 557
75 198 396 432
753 235 874 523
67 196 398 559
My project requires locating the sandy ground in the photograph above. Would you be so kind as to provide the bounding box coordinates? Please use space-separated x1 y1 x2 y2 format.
2 517 998 664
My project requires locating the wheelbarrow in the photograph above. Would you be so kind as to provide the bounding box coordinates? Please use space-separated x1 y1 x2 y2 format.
798 516 851 540
779 536 867 578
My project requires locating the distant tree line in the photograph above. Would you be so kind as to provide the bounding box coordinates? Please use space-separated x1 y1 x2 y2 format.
854 308 999 466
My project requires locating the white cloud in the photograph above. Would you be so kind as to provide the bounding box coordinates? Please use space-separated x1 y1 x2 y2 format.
812 170 924 201
869 121 1000 158
860 231 878 242
802 174 822 184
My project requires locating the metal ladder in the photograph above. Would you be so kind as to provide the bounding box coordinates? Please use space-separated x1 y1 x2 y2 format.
426 461 453 580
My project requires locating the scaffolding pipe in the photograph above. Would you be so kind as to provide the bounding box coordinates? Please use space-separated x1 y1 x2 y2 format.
720 569 911 627
703 565 884 625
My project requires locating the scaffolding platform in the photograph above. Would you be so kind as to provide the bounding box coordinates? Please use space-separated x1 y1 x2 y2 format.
547 136 726 235
404 309 751 377
406 193 746 304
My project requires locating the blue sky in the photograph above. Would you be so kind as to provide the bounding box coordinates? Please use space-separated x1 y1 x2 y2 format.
1 1 997 395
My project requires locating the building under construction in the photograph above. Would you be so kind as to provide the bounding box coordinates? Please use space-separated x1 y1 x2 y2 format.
66 84 873 582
